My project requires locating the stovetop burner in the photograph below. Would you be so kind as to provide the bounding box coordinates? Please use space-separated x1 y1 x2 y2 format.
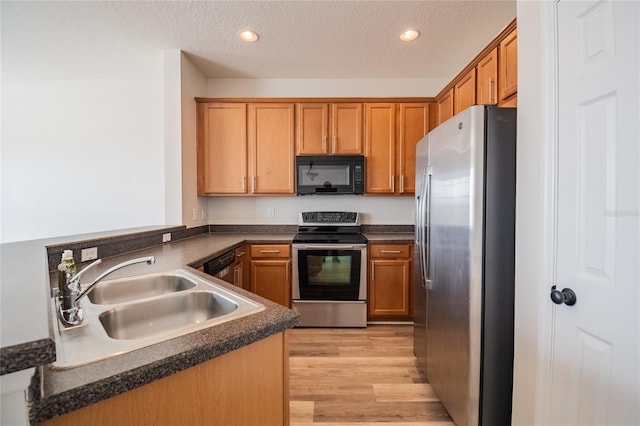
292 232 367 244
294 211 367 244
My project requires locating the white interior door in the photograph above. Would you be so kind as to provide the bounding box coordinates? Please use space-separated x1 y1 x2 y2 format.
549 1 639 424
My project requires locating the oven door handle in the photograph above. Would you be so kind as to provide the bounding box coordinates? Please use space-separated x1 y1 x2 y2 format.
295 244 364 250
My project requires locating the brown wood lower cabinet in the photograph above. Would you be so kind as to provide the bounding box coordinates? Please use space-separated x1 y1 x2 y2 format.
234 244 251 290
250 244 291 307
38 332 290 426
368 244 412 320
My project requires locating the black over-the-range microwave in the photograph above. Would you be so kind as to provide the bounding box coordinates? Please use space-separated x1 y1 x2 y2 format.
295 155 365 195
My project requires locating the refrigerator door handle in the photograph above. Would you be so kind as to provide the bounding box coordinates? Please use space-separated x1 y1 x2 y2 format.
425 169 433 289
418 168 430 289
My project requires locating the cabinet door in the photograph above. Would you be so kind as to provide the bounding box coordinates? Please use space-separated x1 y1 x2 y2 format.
296 103 329 155
369 259 411 317
198 103 247 194
476 47 498 105
331 103 363 154
40 333 288 426
365 103 396 194
454 68 477 114
251 259 291 307
248 104 295 194
438 88 454 125
235 246 251 291
499 28 518 102
233 262 243 288
398 103 429 194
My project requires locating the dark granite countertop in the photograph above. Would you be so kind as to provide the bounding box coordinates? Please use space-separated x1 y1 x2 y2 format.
364 232 414 243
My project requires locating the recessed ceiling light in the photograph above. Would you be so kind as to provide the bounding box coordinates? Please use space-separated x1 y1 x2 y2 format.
239 30 259 43
400 30 420 42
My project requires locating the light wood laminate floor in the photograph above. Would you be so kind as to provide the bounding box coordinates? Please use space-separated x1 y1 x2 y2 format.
289 325 454 425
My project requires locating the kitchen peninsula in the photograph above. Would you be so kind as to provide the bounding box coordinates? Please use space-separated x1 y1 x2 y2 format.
1 224 412 424
1 226 299 425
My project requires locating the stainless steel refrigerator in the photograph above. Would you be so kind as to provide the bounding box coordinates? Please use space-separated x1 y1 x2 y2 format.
413 105 516 426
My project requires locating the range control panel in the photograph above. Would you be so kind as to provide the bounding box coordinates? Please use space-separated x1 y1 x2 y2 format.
299 211 360 226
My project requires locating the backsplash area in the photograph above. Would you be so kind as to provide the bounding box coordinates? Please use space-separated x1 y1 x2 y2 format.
206 196 415 225
46 223 413 271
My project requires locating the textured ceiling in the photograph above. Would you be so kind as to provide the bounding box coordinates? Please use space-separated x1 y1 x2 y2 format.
2 1 516 80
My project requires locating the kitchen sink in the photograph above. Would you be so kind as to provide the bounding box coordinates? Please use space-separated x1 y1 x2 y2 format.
99 291 238 340
51 268 265 369
87 271 196 304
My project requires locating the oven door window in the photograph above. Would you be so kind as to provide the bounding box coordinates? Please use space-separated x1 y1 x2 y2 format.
297 249 361 300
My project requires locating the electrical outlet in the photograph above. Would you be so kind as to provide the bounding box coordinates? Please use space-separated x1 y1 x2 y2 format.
192 208 198 221
162 233 171 243
266 207 275 218
201 209 206 220
81 247 98 262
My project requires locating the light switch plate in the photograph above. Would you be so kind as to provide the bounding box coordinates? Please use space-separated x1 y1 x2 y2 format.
81 247 98 262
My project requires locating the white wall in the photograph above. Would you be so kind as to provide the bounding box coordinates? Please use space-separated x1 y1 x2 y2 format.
512 1 548 424
181 54 209 227
164 50 183 226
207 78 447 98
1 75 166 243
208 196 414 225
0 3 181 243
204 77 435 225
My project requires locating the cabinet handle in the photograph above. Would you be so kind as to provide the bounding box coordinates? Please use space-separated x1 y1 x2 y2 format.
260 250 281 254
392 176 395 193
252 176 256 193
371 262 374 281
323 136 328 153
234 267 240 286
332 135 337 153
400 175 405 193
236 251 245 258
381 250 402 254
285 265 289 282
242 176 247 193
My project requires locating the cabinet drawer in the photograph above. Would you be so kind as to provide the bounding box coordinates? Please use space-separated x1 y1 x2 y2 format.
369 244 411 258
251 244 291 258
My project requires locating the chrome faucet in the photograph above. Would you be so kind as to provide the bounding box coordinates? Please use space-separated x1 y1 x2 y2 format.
58 256 156 326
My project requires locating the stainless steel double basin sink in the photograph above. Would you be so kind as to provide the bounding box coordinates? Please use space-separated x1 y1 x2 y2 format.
51 269 264 369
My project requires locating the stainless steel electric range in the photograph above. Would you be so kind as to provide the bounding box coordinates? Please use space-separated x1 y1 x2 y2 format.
291 211 368 327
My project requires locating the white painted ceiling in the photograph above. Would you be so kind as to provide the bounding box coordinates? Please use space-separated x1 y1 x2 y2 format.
2 0 516 80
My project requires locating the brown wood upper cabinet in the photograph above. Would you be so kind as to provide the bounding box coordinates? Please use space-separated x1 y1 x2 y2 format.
437 88 454 125
365 103 396 194
197 102 294 195
365 103 429 195
476 47 498 105
397 104 429 194
295 103 363 155
454 68 476 115
431 19 517 129
248 104 295 194
498 28 518 105
197 103 247 194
